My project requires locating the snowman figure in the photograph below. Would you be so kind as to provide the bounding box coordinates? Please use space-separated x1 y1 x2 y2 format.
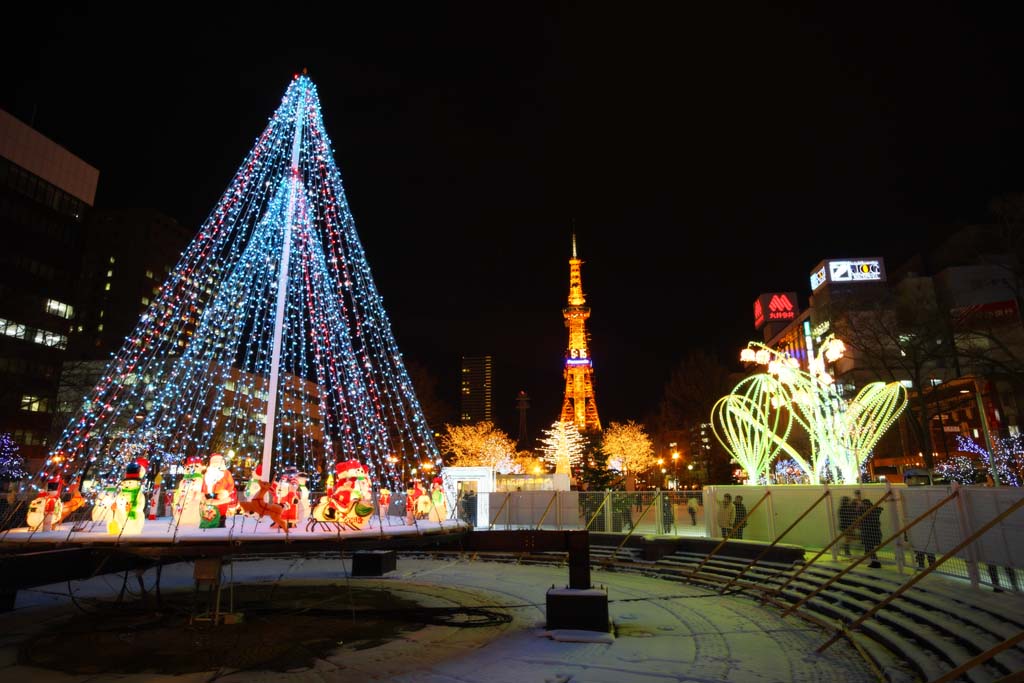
172 455 205 527
26 474 64 532
295 471 311 524
109 458 148 535
91 483 119 527
427 476 447 523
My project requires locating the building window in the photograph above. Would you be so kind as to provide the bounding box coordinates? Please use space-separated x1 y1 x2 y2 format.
104 282 111 291
34 329 68 349
97 324 104 332
141 297 150 306
106 269 114 278
20 395 50 413
0 318 27 340
44 299 74 319
145 269 155 279
109 256 115 264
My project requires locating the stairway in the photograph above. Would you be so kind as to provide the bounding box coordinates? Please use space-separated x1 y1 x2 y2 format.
590 544 1024 683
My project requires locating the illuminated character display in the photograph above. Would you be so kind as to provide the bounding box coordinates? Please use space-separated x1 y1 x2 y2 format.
200 453 236 529
26 474 64 532
295 471 311 522
378 488 392 522
109 458 148 535
427 476 447 523
245 464 265 500
405 479 426 525
91 483 119 527
172 455 206 527
274 466 300 529
60 482 86 523
310 459 374 530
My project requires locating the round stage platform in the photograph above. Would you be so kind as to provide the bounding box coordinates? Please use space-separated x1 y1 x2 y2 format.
1 515 468 547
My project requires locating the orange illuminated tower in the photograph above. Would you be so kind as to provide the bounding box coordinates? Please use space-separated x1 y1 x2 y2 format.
560 235 602 433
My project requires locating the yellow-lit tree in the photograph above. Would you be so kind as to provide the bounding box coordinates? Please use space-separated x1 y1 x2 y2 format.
438 421 518 473
601 420 655 491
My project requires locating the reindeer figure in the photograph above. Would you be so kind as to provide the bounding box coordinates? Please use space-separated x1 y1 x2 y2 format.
233 480 289 533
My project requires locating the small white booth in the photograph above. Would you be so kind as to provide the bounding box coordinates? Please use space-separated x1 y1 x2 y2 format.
441 466 495 528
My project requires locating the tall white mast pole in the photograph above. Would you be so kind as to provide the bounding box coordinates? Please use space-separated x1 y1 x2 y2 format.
260 81 305 482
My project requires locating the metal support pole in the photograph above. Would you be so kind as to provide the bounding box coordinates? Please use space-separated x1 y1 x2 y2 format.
260 84 306 482
974 378 1000 487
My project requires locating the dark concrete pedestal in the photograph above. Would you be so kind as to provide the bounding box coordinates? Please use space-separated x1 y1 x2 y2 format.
351 549 397 576
546 586 609 632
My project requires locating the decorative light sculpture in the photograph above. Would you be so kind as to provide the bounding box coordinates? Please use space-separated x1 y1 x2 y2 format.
37 75 439 496
713 335 907 484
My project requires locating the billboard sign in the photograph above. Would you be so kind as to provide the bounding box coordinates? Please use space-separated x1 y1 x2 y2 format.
810 258 886 291
754 292 799 329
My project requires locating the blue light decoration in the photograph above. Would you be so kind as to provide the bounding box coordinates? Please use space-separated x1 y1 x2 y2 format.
38 75 439 495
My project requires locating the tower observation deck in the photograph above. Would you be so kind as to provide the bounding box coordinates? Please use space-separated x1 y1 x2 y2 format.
559 235 601 432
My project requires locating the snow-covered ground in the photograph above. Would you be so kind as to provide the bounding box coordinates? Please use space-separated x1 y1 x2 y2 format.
1 555 874 682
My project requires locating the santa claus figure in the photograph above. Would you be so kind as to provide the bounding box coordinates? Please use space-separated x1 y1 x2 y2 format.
27 474 64 532
172 455 205 527
200 453 236 529
274 466 300 529
312 460 373 529
427 476 447 523
109 458 148 535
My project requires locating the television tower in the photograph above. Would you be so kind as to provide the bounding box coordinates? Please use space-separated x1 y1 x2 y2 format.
559 235 601 432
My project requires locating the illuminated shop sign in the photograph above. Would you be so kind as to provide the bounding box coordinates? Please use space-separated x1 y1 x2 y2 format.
754 292 799 329
810 258 886 291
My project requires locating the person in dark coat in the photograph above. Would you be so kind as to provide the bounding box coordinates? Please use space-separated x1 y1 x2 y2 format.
838 495 856 557
860 497 883 568
732 495 748 539
661 491 675 533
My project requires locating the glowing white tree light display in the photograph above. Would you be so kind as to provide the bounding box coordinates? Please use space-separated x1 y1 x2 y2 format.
539 420 586 475
713 336 907 484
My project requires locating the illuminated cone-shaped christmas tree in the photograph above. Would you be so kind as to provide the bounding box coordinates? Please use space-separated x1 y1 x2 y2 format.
42 75 438 493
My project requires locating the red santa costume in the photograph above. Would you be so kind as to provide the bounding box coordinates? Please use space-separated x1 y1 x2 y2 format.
201 453 237 525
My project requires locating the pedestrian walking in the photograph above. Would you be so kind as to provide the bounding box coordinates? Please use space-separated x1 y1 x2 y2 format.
687 495 698 526
719 493 735 538
838 495 857 556
733 495 748 539
661 491 674 533
860 497 883 568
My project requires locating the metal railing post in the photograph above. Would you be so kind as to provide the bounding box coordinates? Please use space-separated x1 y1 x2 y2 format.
536 491 559 530
887 482 904 574
824 485 838 562
487 492 512 530
953 483 981 588
608 491 662 561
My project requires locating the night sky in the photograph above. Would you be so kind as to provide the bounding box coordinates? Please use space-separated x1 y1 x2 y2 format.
4 4 1024 439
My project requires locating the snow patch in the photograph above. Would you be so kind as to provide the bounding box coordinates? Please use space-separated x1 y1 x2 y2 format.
541 629 615 643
